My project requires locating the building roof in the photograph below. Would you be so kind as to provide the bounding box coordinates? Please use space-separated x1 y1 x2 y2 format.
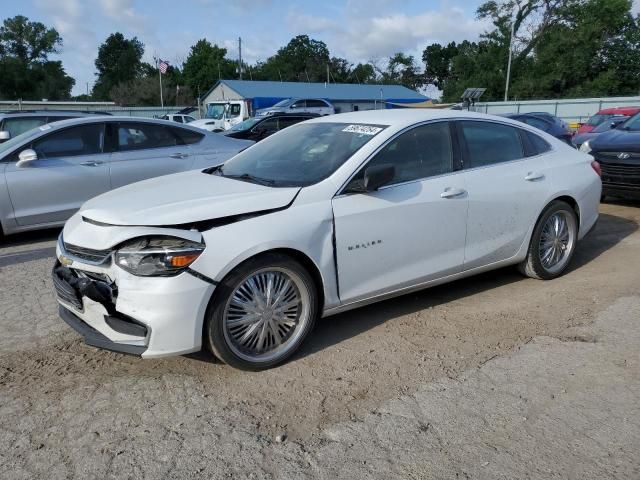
205 80 427 102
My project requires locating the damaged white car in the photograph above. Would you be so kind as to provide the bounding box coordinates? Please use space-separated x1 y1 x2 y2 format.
54 110 601 370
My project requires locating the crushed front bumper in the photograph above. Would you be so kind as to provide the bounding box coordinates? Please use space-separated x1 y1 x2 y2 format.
52 260 215 358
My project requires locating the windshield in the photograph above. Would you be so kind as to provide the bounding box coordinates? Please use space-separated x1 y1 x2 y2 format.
205 104 226 120
620 113 640 132
271 99 293 108
229 117 261 131
592 117 627 133
0 126 44 158
586 114 612 126
215 122 387 187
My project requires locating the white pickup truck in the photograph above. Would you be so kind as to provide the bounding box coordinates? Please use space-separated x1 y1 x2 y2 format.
188 100 251 132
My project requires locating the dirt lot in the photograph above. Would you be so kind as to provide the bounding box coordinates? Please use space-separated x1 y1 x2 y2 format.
1 202 639 479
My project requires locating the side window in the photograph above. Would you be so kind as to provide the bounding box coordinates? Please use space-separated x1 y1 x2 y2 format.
460 121 524 168
185 116 196 123
526 131 552 155
173 116 183 123
117 123 180 151
257 118 279 133
356 122 453 186
229 104 241 117
4 117 47 137
307 100 327 108
31 124 104 159
278 117 305 129
171 127 204 145
291 100 306 109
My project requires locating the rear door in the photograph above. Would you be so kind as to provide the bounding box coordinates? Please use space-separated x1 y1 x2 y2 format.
306 100 328 115
457 120 553 269
5 122 111 226
108 121 196 188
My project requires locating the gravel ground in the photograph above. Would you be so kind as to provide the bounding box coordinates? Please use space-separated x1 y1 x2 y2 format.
0 201 639 479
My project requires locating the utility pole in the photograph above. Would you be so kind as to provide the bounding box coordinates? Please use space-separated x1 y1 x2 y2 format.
327 63 330 84
238 37 243 80
504 14 516 102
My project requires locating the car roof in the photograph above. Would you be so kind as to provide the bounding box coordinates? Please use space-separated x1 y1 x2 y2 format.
306 108 524 130
38 115 208 133
0 110 111 117
598 106 640 115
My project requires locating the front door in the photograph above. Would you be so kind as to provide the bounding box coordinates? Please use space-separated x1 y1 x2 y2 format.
5 123 110 226
332 121 468 303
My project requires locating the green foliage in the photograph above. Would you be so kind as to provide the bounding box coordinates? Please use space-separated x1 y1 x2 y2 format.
254 35 330 82
0 15 74 100
93 33 145 100
423 0 640 102
182 39 236 96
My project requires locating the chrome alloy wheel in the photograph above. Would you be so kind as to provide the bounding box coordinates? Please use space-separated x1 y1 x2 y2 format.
222 267 311 363
538 211 576 275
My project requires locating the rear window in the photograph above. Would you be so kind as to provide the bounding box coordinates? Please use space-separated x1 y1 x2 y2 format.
172 127 205 145
586 114 612 126
526 131 552 155
460 121 524 168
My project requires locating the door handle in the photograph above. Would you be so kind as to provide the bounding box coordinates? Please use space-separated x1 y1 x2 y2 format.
81 161 103 167
170 153 189 159
440 187 467 199
525 171 544 181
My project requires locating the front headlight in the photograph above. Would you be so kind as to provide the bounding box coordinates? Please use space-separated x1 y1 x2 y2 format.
579 140 591 153
115 237 205 277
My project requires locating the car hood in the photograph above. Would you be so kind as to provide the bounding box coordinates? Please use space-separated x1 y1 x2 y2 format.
573 132 599 146
80 169 300 227
592 129 640 152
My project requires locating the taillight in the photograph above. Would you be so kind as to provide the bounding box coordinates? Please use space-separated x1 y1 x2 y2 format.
591 160 601 177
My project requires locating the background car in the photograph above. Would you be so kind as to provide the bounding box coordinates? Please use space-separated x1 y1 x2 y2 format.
583 112 640 200
254 98 335 117
54 110 600 370
222 113 318 141
0 116 253 236
572 115 628 149
576 106 640 135
159 113 197 124
0 110 111 143
501 112 573 144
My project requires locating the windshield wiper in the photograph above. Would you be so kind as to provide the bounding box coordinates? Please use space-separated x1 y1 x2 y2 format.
223 173 277 186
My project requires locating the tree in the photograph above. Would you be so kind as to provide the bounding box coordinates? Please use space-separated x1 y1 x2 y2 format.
182 39 235 97
376 53 424 90
93 33 144 100
0 15 74 100
256 35 330 82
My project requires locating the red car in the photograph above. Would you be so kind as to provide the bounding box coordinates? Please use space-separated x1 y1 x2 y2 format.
576 106 640 134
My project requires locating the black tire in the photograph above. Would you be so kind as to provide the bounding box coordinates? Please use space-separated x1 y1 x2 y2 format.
204 252 318 371
518 201 578 280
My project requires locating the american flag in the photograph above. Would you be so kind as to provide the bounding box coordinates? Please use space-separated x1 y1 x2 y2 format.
158 59 169 74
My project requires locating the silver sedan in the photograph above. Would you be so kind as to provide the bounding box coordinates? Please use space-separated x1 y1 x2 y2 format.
0 116 253 236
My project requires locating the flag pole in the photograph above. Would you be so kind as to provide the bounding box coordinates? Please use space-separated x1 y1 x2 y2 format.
158 58 164 108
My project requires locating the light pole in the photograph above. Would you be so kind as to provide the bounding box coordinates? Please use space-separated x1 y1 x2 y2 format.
504 15 516 102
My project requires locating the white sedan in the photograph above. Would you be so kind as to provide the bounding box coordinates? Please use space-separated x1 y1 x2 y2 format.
54 110 601 370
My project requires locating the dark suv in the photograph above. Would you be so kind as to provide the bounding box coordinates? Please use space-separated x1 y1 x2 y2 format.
222 113 318 142
588 113 640 200
0 110 111 142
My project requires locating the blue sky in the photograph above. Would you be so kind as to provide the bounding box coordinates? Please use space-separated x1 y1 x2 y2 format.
8 0 636 96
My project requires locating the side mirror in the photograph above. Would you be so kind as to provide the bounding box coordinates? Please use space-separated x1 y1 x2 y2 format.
364 164 395 191
16 149 38 168
0 131 10 142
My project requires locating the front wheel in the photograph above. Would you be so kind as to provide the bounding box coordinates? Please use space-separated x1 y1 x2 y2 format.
204 253 318 370
519 201 578 280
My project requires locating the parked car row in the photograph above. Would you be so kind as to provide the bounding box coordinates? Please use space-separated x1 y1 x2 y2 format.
50 109 602 370
0 116 252 236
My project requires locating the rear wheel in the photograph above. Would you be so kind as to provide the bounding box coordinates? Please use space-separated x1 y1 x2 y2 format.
204 253 318 370
519 201 578 280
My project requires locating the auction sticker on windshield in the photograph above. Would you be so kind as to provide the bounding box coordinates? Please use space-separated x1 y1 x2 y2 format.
342 124 383 135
